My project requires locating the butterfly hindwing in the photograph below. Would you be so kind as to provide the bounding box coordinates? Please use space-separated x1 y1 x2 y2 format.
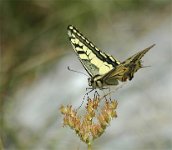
121 44 155 80
67 25 120 77
102 44 155 83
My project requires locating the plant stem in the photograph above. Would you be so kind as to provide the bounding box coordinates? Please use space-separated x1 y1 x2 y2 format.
87 142 92 150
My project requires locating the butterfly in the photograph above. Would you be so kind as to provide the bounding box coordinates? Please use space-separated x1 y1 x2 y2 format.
67 25 155 89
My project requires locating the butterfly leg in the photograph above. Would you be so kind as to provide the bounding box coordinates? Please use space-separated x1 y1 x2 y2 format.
102 88 109 101
108 87 112 101
99 87 112 101
93 90 100 99
80 89 100 109
85 87 94 96
76 88 94 110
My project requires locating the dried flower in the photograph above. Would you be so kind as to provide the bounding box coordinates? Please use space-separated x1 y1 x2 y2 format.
60 96 118 149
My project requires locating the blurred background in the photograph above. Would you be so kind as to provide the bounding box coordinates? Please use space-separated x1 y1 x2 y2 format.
1 0 172 150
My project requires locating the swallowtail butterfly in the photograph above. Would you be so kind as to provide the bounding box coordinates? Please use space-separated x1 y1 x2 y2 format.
67 25 155 89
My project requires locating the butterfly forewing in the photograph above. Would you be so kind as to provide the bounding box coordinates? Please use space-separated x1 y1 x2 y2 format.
67 25 120 77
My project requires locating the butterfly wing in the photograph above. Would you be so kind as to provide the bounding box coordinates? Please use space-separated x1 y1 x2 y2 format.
121 44 155 80
67 25 120 77
102 44 155 84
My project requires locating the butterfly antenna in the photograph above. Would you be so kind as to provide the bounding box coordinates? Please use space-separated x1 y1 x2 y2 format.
67 66 89 77
142 65 151 68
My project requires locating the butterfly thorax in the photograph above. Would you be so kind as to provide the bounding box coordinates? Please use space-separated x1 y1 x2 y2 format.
88 75 104 89
88 74 119 89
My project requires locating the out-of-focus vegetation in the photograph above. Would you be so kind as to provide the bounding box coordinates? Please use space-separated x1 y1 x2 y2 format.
1 0 172 150
1 0 170 103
